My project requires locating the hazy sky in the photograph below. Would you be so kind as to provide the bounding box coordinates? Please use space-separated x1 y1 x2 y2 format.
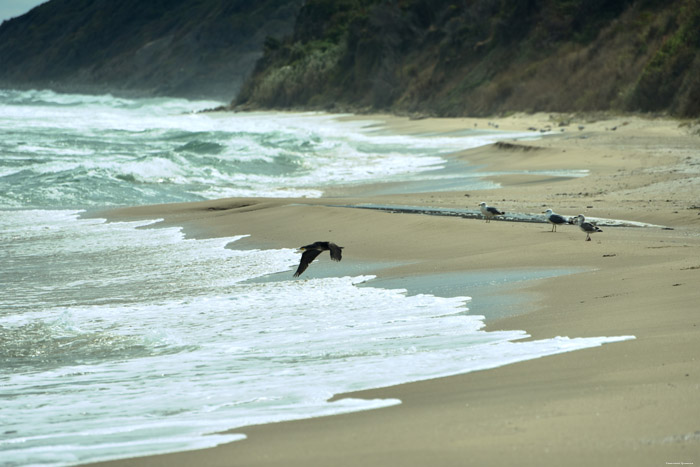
0 0 48 22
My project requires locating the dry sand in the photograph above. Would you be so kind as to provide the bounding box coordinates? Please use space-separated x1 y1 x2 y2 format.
89 113 700 467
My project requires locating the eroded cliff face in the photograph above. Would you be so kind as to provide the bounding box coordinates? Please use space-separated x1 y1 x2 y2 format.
0 0 303 100
234 0 700 117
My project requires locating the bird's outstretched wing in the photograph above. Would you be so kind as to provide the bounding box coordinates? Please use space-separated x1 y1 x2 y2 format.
293 249 323 277
328 243 343 261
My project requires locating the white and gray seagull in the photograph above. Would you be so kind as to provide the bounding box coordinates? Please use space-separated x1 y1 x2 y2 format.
479 202 505 223
543 208 572 232
576 214 603 241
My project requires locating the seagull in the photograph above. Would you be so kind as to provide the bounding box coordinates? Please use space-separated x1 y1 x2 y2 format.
576 214 602 241
479 202 505 223
293 241 343 277
543 208 572 232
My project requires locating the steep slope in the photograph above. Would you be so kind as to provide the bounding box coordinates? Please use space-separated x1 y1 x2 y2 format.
0 0 303 100
235 0 700 117
2 0 698 115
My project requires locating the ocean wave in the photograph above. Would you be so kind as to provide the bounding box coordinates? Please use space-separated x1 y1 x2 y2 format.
0 90 546 208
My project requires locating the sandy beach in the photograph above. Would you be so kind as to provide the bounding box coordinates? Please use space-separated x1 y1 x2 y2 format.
90 113 700 466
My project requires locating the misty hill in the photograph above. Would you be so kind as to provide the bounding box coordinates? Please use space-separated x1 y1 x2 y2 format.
0 0 303 100
235 0 700 117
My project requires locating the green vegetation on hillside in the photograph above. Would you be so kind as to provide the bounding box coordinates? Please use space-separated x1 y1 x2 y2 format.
235 0 700 117
1 0 697 115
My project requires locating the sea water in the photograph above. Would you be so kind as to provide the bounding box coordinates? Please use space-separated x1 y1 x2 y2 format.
0 89 631 466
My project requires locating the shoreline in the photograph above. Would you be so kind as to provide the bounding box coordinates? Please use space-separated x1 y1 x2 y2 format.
88 112 700 466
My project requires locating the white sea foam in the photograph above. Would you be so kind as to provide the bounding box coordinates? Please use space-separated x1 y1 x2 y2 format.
1 90 555 207
0 210 635 466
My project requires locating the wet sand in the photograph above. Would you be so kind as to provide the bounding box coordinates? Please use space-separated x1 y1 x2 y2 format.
89 113 700 466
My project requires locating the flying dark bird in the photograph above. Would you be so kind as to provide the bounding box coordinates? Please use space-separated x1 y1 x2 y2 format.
479 202 505 223
576 214 603 241
543 208 573 232
293 241 343 277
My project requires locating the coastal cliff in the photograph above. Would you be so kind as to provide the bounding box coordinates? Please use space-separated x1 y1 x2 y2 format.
235 0 700 117
1 0 698 116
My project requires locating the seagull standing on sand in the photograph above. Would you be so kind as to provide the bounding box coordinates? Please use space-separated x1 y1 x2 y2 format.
479 202 505 223
543 208 572 232
293 241 343 277
576 214 603 241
